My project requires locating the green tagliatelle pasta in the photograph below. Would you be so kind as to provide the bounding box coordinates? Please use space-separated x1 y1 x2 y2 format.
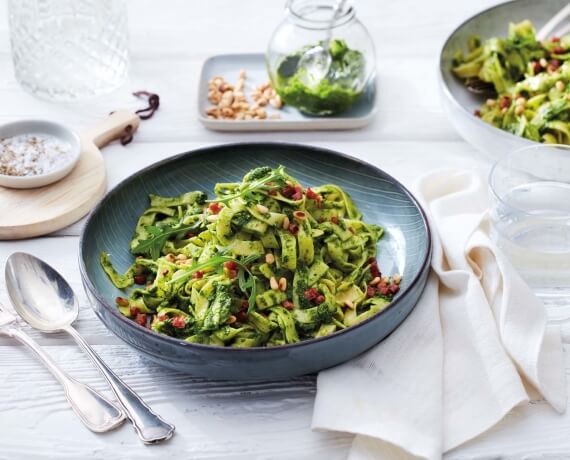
101 165 402 347
452 20 570 144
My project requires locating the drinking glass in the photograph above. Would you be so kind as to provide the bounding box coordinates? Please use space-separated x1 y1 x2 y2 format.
489 144 570 319
8 0 129 101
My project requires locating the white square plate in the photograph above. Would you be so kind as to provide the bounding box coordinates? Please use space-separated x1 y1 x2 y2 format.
197 53 377 131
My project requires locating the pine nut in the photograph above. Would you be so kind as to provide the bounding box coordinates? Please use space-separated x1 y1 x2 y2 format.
515 105 524 115
176 254 188 260
278 277 287 291
265 253 275 264
540 58 548 67
270 276 279 290
370 276 381 286
485 98 496 107
344 300 355 309
256 203 269 214
269 97 283 109
115 296 129 307
393 274 402 284
165 253 175 262
282 216 290 229
227 315 237 324
515 97 526 106
556 80 566 91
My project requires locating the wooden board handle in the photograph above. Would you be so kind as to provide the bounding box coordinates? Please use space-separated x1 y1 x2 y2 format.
82 110 141 148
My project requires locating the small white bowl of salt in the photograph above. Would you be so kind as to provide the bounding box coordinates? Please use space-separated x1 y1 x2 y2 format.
0 120 80 189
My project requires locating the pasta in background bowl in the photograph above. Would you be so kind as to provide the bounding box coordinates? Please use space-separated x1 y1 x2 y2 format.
80 143 431 380
439 0 569 159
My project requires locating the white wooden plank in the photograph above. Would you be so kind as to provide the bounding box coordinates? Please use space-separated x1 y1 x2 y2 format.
2 342 570 459
0 55 460 143
0 0 505 59
0 344 351 459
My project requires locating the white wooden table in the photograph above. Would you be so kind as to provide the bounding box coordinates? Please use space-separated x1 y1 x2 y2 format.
1 1 570 458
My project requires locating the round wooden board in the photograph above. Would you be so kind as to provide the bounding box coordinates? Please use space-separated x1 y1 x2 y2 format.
0 111 140 240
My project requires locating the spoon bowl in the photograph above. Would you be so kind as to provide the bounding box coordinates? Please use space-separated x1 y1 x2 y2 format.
5 252 78 332
297 45 332 87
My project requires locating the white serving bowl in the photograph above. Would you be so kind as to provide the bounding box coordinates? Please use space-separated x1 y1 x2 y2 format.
0 120 80 189
439 0 567 161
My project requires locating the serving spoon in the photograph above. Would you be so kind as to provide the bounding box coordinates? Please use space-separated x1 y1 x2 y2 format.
5 252 175 445
297 0 348 87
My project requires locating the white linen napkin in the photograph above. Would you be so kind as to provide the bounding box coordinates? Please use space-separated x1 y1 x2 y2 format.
312 169 567 460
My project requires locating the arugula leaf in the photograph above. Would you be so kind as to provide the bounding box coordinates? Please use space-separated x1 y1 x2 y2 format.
247 275 258 313
206 165 288 205
237 262 259 313
131 221 201 260
168 253 259 286
237 264 248 292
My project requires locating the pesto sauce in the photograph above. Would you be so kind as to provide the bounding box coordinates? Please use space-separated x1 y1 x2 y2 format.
274 39 366 115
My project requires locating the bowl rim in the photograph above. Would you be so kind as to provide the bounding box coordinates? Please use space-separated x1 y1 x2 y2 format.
79 142 432 353
0 119 81 185
438 0 545 149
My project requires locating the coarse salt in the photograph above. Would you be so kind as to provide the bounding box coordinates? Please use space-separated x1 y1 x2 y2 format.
0 134 73 177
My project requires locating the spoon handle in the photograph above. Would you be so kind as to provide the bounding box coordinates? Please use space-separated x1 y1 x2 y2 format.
4 327 125 432
64 326 175 444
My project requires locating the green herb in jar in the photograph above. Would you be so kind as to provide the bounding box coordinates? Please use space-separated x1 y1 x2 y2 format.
273 39 366 115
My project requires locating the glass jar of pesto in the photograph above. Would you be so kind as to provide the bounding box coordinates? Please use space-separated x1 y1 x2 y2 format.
266 0 375 116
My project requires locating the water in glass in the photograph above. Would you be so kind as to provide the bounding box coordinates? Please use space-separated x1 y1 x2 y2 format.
489 145 570 335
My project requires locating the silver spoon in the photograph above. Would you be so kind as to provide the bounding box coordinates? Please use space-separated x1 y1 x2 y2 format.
5 252 176 445
297 0 348 87
0 302 125 433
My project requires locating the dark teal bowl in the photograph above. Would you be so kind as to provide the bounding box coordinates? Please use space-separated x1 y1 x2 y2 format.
80 143 431 380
